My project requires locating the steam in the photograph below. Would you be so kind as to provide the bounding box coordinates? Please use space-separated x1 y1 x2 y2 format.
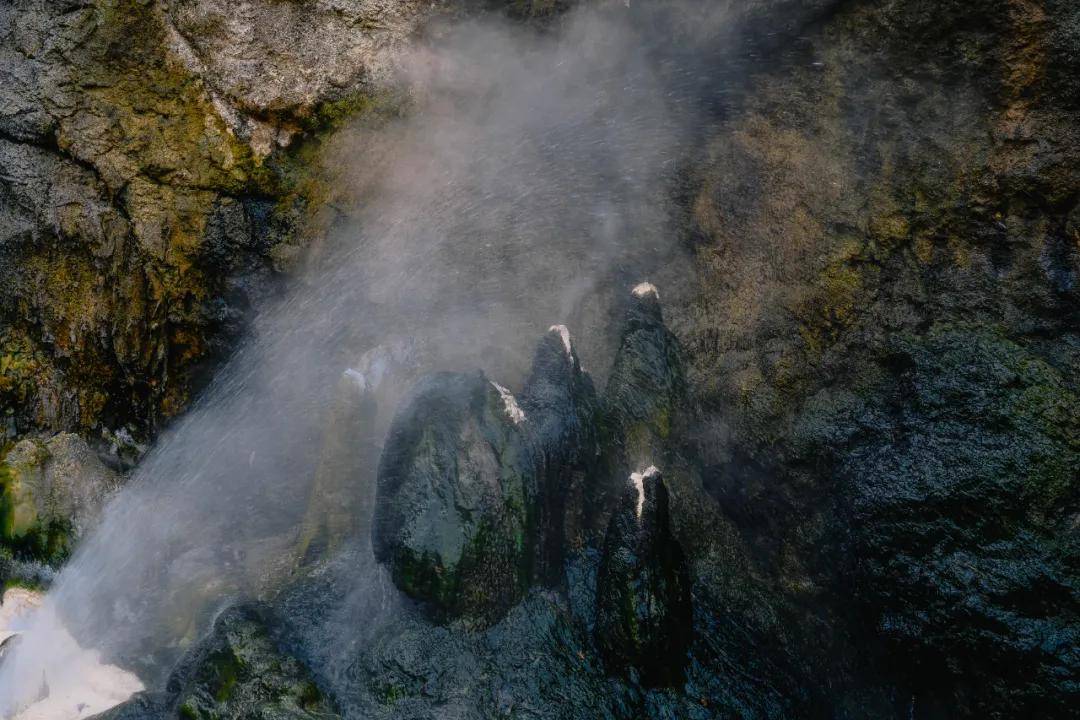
0 1 754 715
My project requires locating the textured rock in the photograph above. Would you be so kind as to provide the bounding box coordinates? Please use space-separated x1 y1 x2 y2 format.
163 0 428 123
0 0 432 445
605 284 688 468
373 324 604 622
519 326 602 577
595 467 692 687
1 433 119 563
95 603 337 720
835 328 1080 716
372 370 537 623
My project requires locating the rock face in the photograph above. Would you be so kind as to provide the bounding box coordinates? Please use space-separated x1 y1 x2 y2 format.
605 285 687 468
1 433 119 564
836 328 1080 716
4 0 1079 717
595 467 692 687
96 603 337 720
372 371 537 623
519 327 601 577
373 326 602 623
0 0 441 446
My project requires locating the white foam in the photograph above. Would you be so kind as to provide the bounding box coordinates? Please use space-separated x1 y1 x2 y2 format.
632 281 659 299
0 589 143 720
490 381 526 424
628 466 660 519
548 325 573 360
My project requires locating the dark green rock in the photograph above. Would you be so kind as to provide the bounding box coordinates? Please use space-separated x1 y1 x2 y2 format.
94 604 337 720
372 371 536 624
596 467 693 688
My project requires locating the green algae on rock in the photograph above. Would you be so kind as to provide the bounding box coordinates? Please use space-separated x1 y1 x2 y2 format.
96 603 338 720
0 433 119 565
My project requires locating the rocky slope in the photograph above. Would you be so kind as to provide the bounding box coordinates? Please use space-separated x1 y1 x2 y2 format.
1 0 1078 718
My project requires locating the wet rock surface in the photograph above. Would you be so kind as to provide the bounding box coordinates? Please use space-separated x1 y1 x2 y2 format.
3 0 1079 718
373 371 537 623
595 468 693 687
95 604 338 720
831 328 1080 716
1 433 120 565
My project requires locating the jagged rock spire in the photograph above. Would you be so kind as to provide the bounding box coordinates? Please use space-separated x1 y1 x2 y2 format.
605 281 688 465
595 466 693 687
372 324 603 624
521 324 602 581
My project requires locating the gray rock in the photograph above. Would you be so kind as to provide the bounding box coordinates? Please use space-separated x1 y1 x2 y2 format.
519 326 602 579
373 370 537 624
595 467 692 688
94 603 338 720
1 433 120 563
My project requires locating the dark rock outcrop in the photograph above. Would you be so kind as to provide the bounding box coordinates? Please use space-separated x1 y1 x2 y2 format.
373 325 603 623
833 328 1080 717
372 370 537 624
604 284 688 469
595 467 693 687
95 603 337 720
519 326 602 577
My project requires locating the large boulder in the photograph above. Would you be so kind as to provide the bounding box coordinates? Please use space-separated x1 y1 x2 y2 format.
0 433 120 564
372 370 537 624
595 467 692 687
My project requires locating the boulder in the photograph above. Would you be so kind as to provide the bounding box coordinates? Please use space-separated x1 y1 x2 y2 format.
372 371 537 623
1 433 120 563
595 466 692 687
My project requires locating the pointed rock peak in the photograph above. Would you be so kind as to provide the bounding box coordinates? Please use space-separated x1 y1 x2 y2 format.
629 465 660 519
624 281 666 332
632 281 659 299
490 381 526 424
548 324 574 362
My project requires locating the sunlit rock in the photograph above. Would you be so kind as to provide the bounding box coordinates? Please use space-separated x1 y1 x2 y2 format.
373 371 537 624
0 434 120 564
595 467 692 687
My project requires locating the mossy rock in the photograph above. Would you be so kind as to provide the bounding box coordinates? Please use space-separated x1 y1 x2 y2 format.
96 603 338 720
373 371 537 624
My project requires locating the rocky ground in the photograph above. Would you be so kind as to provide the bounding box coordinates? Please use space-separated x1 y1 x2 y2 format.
1 0 1078 718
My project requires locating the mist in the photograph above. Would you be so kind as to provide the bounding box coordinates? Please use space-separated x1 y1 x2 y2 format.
0 1 760 714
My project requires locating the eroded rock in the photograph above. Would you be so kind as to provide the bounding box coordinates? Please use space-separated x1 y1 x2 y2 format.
1 433 120 563
595 467 692 687
519 326 602 579
372 371 537 623
95 603 335 720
